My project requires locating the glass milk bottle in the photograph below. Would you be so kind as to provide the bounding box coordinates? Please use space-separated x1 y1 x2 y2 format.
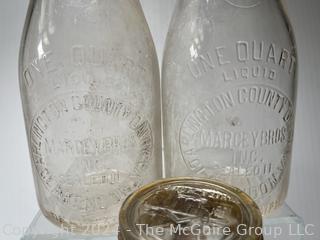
162 0 297 215
19 0 161 233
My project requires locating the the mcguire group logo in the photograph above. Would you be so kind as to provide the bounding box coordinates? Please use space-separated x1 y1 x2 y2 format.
224 0 262 8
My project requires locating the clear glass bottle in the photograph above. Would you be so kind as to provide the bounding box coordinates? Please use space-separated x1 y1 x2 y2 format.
162 0 297 215
19 0 161 234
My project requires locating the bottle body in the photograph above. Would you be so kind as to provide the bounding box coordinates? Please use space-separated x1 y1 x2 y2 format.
19 0 161 233
162 0 297 214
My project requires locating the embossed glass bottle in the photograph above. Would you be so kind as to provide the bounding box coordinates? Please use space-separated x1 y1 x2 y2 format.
162 0 297 215
19 0 161 234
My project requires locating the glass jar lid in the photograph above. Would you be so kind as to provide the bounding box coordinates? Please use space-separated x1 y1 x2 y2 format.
119 177 263 240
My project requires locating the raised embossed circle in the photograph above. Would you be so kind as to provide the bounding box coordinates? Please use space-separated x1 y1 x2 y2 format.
119 178 262 240
30 92 153 217
179 84 294 202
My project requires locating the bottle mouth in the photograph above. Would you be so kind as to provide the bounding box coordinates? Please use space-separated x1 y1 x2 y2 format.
119 177 263 240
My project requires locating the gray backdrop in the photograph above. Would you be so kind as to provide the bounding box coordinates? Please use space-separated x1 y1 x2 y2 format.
0 0 319 239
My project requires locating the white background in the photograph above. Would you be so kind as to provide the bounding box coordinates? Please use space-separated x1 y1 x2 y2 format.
0 0 319 239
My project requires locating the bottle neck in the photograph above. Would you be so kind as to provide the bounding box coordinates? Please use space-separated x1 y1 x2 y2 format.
30 0 142 9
